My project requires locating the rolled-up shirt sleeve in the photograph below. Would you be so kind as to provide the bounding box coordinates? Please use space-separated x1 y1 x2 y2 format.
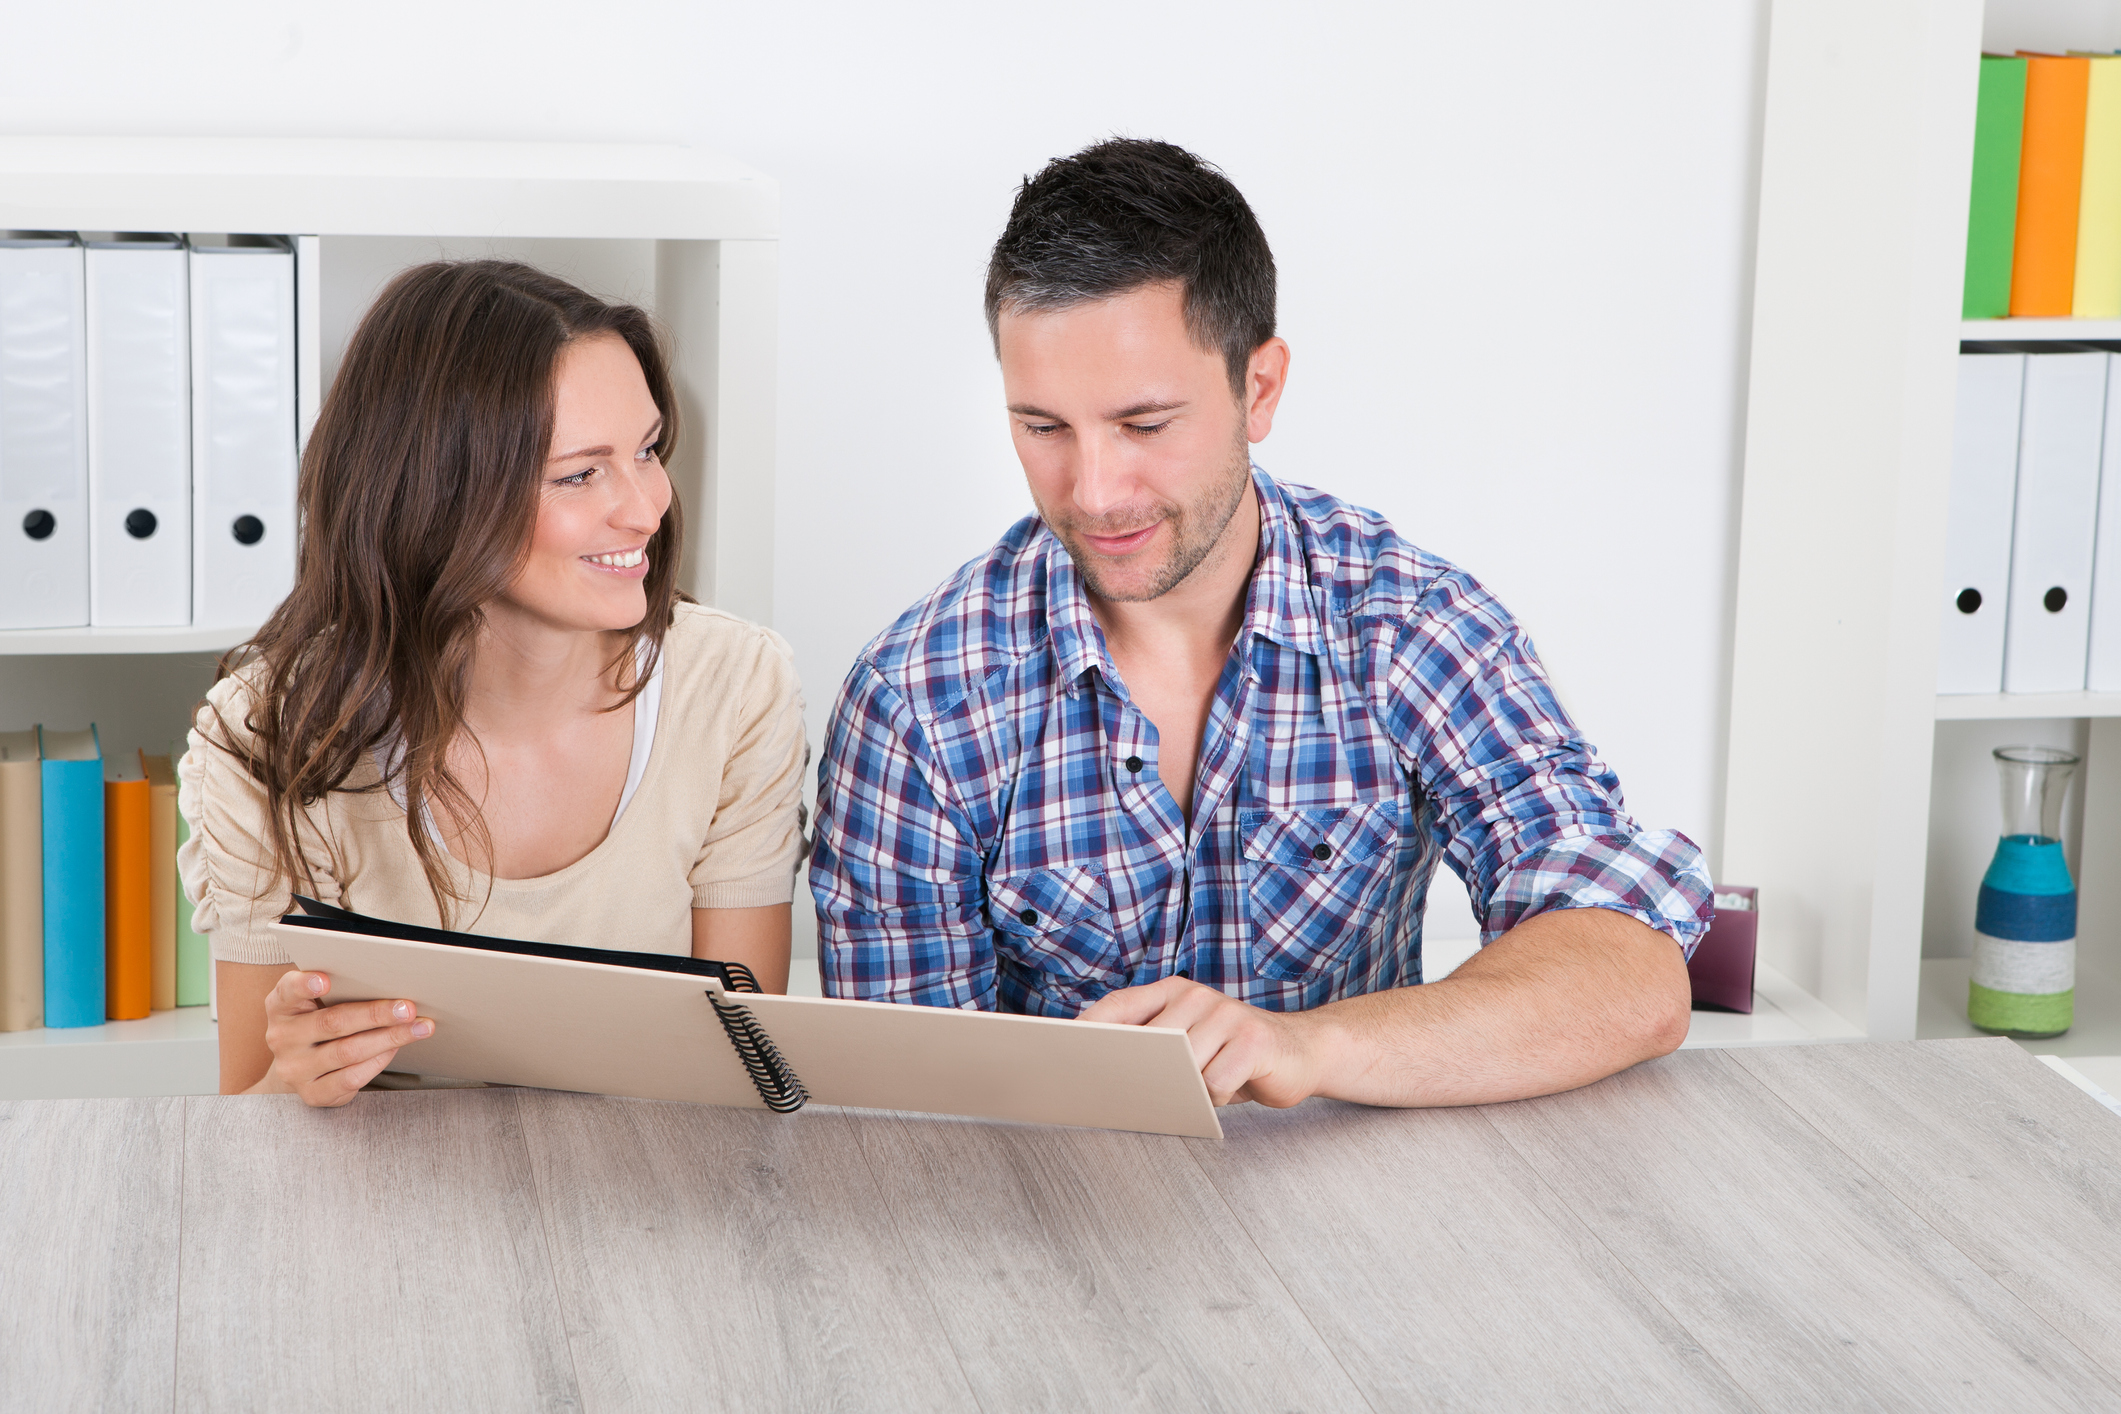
810 661 997 1009
1379 566 1714 957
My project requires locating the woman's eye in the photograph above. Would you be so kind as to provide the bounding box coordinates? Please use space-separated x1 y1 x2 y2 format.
553 468 594 487
636 445 657 462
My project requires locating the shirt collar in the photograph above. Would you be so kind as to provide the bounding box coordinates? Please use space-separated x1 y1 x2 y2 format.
1042 467 1328 697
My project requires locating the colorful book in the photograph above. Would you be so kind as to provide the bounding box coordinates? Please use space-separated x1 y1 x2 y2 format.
40 726 104 1028
143 753 177 1010
1966 55 2028 318
2074 56 2121 316
174 796 209 1008
2011 53 2092 317
104 757 151 1021
0 729 42 1031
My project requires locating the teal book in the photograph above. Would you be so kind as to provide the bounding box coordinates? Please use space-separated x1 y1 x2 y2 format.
40 726 104 1028
1966 55 2029 319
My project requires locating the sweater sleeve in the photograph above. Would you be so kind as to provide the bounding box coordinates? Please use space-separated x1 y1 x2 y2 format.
176 674 344 967
687 625 810 909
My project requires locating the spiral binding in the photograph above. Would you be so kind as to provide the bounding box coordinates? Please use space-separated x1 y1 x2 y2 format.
705 982 808 1113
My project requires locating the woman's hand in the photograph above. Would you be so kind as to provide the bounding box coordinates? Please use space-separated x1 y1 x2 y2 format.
255 970 434 1106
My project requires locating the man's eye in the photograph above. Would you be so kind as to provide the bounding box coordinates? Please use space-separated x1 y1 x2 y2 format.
1128 421 1170 436
1023 422 1061 437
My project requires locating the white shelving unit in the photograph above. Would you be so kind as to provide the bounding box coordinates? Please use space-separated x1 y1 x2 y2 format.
0 137 778 1098
1729 0 2121 1050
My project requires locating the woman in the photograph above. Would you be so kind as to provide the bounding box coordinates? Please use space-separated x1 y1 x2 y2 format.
180 260 806 1106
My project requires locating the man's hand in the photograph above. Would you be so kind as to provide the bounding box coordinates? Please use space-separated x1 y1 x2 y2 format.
1079 976 1329 1107
1075 909 1692 1110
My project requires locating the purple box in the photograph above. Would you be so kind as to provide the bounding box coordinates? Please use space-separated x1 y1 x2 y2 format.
1688 885 1757 1014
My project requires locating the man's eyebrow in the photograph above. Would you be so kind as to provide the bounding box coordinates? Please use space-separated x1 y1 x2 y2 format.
1005 400 1187 421
548 416 664 464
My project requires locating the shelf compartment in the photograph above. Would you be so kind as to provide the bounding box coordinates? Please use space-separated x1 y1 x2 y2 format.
1918 955 2121 1058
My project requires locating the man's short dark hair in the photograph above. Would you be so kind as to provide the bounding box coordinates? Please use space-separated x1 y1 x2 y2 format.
984 138 1277 397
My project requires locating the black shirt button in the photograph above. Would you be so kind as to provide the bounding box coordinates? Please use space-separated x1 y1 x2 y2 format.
1312 843 1333 861
1018 908 1039 925
1124 755 1143 773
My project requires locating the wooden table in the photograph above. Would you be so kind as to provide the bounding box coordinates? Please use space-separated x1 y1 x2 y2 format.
5 1037 2121 1412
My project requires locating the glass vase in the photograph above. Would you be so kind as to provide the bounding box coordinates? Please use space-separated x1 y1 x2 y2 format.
1969 744 2079 1039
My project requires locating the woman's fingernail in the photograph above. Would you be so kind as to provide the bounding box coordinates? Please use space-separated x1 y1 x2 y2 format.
307 974 326 994
392 1001 412 1021
412 1020 434 1039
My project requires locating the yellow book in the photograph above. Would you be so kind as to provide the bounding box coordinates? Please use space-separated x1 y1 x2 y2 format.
143 753 176 1011
2073 55 2121 316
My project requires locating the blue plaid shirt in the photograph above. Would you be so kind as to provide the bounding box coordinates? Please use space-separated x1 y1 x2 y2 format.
811 469 1712 1016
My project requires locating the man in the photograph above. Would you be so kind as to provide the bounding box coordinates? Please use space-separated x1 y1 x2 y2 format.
810 138 1711 1108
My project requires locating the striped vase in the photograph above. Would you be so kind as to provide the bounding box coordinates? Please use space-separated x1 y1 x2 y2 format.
1969 834 2075 1038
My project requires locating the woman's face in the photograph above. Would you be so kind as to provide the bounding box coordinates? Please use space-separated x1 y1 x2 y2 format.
497 332 672 636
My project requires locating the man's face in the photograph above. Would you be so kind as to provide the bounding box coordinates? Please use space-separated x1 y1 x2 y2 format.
997 281 1255 603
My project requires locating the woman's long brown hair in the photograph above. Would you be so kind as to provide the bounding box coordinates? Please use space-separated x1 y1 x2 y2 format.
205 259 685 925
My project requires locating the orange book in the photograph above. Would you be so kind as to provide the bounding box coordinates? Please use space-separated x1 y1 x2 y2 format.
104 761 151 1021
2011 53 2093 316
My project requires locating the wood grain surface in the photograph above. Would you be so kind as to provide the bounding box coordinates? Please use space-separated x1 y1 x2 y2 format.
516 1092 976 1413
1192 1099 1759 1413
1732 1038 2121 1382
846 1109 1364 1413
0 1098 184 1413
8 1042 2121 1414
173 1090 580 1413
1480 1049 2121 1412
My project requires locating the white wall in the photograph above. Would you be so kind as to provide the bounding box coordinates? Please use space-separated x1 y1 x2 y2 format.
0 0 1769 906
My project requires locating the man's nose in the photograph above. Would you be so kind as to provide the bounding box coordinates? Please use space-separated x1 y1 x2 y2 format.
1071 431 1132 518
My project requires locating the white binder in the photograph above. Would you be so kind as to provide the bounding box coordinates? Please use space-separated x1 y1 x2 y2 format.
2004 351 2109 693
2093 356 2121 691
0 232 89 630
189 234 297 628
1940 353 2025 694
85 233 190 627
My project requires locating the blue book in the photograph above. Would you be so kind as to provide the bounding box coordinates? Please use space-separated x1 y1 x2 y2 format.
39 726 104 1028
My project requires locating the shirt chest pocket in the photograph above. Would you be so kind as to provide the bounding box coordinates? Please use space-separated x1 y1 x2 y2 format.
1240 800 1403 981
986 866 1121 984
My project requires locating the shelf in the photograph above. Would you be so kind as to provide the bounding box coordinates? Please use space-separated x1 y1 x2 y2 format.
0 136 775 241
1679 962 1866 1049
0 1006 217 1100
1962 318 2121 342
0 625 255 656
1936 691 2121 720
1918 955 2121 1058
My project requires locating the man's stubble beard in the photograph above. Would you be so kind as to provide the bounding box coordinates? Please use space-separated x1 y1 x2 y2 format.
1057 425 1254 605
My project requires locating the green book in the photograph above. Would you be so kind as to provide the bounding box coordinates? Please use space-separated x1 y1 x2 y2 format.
174 789 209 1007
1966 55 2029 319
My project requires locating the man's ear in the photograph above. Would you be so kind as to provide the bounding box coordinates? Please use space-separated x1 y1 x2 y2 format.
1244 338 1291 444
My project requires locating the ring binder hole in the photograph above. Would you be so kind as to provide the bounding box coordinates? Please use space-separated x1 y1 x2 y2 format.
22 509 54 540
124 508 156 539
2045 585 2069 613
231 515 265 546
1957 587 1982 614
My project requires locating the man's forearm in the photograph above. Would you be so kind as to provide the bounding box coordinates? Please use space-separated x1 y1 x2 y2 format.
1290 907 1694 1108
